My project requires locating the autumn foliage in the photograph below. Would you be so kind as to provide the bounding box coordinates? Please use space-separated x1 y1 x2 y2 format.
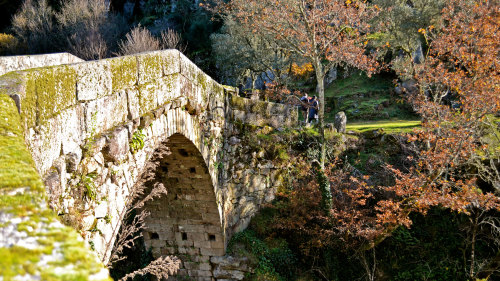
322 1 500 279
255 1 500 279
214 0 379 167
384 0 500 223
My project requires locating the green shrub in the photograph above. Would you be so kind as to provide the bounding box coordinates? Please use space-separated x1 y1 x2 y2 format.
0 33 19 55
130 129 146 154
228 230 297 281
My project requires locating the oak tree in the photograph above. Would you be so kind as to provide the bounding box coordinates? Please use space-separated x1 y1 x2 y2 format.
214 0 378 167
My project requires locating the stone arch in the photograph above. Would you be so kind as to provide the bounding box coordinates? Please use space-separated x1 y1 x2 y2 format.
133 133 224 276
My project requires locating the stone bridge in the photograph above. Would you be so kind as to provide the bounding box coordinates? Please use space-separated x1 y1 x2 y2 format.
0 50 297 280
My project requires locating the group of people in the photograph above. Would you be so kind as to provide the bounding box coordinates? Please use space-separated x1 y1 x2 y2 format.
300 93 319 123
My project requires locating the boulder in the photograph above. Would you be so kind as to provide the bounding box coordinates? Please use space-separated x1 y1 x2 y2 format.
103 126 130 163
401 80 418 95
334 111 347 133
66 150 82 172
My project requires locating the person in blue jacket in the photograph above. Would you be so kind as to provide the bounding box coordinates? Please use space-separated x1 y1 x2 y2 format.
308 95 319 124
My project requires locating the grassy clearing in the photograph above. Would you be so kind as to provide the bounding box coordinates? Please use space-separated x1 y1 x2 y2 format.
325 72 392 98
346 120 421 133
323 72 418 122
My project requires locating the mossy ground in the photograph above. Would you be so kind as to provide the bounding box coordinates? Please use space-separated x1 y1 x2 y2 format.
323 72 418 122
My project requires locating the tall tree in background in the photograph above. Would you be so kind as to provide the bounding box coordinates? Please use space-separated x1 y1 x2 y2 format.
406 1 500 277
371 0 445 76
215 0 378 168
211 17 291 87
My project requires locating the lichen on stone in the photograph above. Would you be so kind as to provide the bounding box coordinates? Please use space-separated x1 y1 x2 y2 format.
137 82 160 116
137 52 163 84
30 65 77 125
230 95 248 111
109 56 138 92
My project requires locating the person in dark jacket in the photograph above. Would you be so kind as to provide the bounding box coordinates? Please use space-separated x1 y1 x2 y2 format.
300 93 310 122
308 95 319 123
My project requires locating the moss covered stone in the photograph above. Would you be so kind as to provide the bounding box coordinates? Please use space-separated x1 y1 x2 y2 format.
109 56 138 92
250 101 271 118
0 94 110 281
230 95 249 111
31 65 77 125
137 52 163 84
0 94 43 192
137 82 160 116
0 71 36 131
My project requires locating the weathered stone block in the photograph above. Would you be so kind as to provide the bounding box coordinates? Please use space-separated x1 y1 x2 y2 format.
66 150 82 173
72 60 111 101
179 52 201 83
212 268 245 280
211 239 225 249
44 168 61 209
200 247 225 256
103 126 130 163
85 90 128 134
23 66 77 126
0 71 35 129
108 55 138 92
187 270 212 277
137 51 163 84
161 49 181 75
27 115 63 175
60 105 86 156
157 74 180 106
177 246 199 255
137 81 161 115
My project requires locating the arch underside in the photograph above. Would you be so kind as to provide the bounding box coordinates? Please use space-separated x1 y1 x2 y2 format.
139 133 224 273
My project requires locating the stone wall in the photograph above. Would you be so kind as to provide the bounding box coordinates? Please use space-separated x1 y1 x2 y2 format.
220 95 297 240
0 52 83 76
0 49 297 280
0 94 110 280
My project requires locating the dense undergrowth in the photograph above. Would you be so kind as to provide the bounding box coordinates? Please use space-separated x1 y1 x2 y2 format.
235 206 494 281
232 125 499 281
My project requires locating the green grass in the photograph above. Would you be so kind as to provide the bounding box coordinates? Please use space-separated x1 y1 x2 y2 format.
346 120 421 133
322 72 418 122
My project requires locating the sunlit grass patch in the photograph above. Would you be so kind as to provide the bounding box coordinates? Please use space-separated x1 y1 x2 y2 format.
346 119 421 133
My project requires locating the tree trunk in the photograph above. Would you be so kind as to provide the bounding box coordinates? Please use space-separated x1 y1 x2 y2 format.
469 214 479 279
315 63 326 169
